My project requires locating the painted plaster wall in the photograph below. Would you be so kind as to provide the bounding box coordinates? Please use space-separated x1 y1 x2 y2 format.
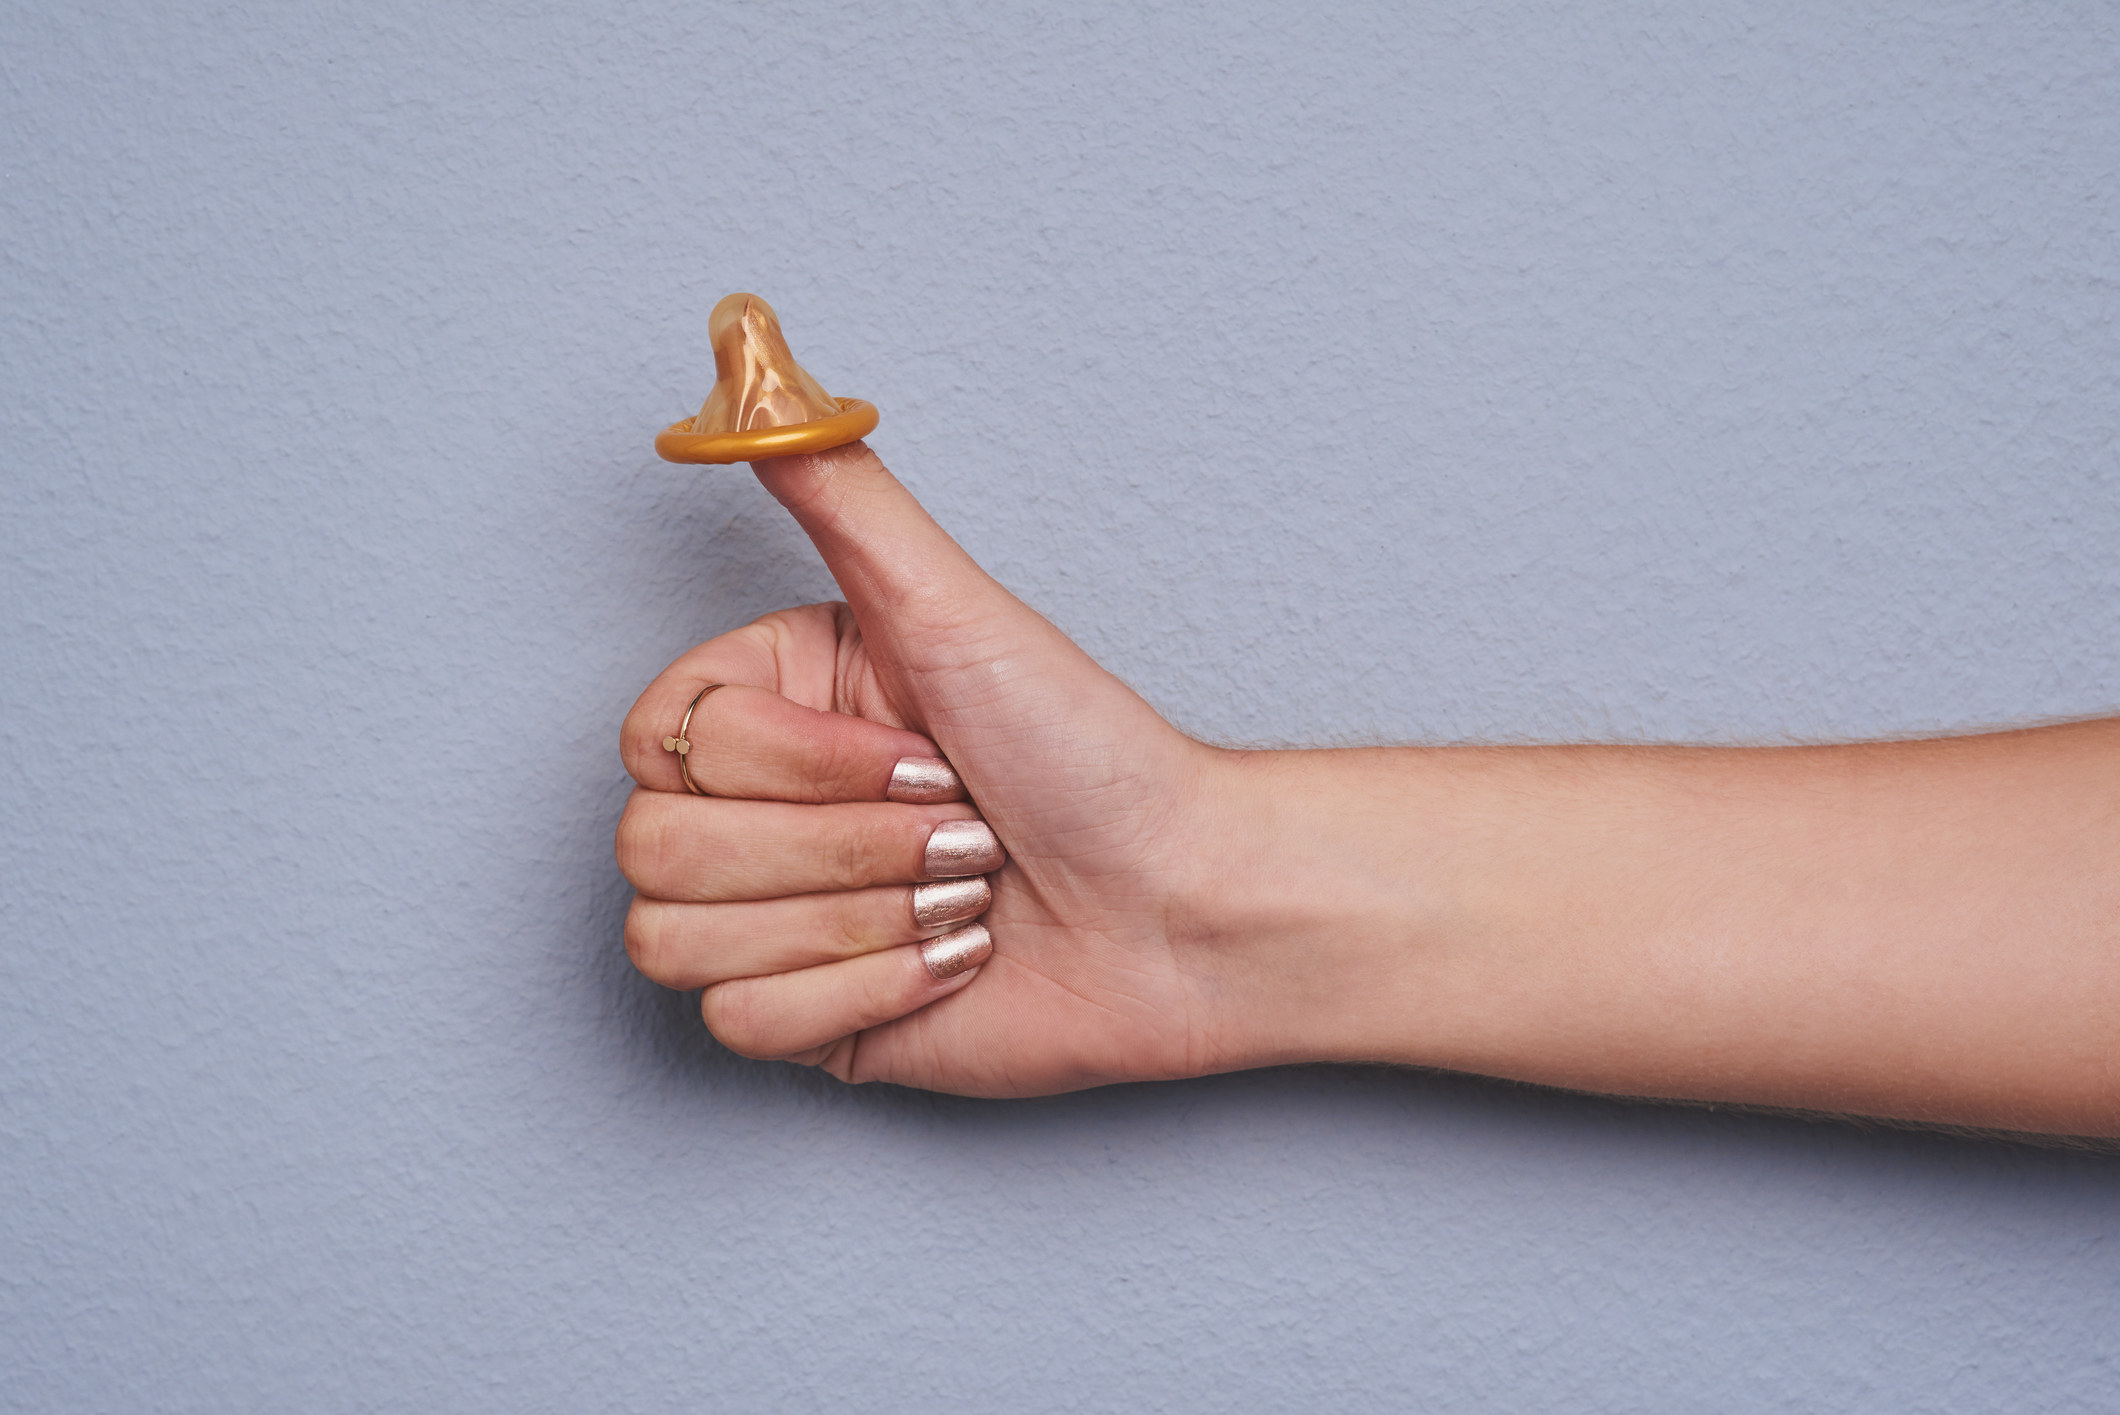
4 3 2116 1410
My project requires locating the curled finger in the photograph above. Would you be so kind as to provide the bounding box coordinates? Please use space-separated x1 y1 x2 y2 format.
624 680 966 804
616 789 1007 902
626 877 992 989
701 925 995 1061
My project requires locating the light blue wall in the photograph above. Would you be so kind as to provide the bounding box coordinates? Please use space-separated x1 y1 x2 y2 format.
5 3 2116 1409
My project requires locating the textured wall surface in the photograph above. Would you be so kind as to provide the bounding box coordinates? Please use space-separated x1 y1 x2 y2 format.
5 3 2117 1410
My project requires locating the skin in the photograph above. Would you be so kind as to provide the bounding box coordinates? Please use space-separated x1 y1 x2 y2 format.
617 441 2120 1137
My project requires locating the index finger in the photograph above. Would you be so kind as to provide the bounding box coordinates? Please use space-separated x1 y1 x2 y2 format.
620 618 966 805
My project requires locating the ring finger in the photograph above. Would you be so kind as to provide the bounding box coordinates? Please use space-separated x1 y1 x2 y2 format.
626 876 993 990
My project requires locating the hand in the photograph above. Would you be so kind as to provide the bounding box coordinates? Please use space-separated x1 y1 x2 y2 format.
616 440 1246 1096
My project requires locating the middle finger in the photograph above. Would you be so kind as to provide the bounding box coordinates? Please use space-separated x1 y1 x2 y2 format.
615 789 1007 902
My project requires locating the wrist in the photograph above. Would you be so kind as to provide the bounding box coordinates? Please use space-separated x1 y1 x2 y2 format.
1169 745 1479 1075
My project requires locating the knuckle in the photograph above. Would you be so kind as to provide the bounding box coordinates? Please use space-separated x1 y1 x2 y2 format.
833 830 870 890
814 817 869 892
623 899 690 985
807 722 882 802
618 714 657 779
700 981 773 1058
830 896 879 957
622 899 660 975
858 811 913 888
612 797 663 885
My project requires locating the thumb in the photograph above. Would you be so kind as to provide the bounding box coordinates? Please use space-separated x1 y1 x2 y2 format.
749 441 1138 755
750 440 1053 673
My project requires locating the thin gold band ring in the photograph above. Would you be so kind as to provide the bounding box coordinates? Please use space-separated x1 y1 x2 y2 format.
661 683 727 796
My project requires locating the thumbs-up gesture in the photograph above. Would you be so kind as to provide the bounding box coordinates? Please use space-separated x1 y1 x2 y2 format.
618 441 1237 1095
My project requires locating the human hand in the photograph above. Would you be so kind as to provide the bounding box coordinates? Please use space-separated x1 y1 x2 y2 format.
617 440 1253 1095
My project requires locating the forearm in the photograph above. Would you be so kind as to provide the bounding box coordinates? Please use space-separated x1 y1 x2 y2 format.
1187 720 2120 1135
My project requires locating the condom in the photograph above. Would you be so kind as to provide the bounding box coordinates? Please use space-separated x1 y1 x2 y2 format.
654 293 878 463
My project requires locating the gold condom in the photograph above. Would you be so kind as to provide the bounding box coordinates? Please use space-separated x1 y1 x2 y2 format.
655 292 878 464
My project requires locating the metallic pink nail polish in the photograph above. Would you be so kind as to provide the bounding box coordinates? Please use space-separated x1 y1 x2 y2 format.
923 819 1005 878
920 922 992 980
912 877 990 928
887 755 963 804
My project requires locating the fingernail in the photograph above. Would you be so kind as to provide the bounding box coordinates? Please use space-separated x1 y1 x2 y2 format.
887 755 963 803
912 876 991 928
923 819 1005 878
921 922 992 980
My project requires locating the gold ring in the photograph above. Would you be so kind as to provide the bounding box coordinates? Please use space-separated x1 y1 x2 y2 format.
661 683 727 796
